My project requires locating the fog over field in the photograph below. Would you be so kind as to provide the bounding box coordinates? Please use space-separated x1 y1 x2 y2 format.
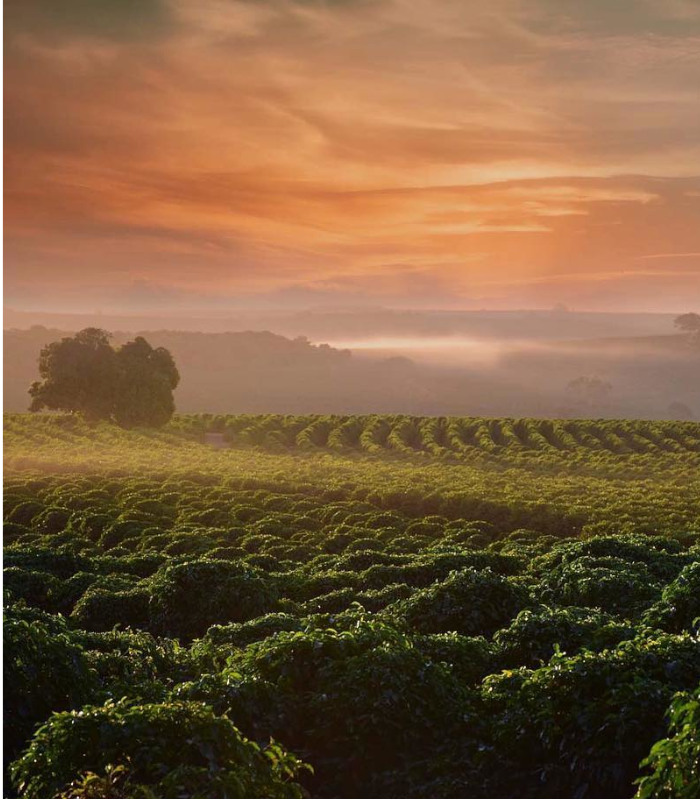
5 308 698 421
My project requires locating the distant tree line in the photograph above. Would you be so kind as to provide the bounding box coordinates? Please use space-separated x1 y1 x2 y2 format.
29 328 179 427
674 313 700 334
6 317 696 421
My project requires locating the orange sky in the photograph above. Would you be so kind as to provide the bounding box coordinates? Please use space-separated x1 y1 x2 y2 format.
4 0 700 312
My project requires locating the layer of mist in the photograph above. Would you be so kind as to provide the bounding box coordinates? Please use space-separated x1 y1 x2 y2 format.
5 316 698 420
3 307 676 341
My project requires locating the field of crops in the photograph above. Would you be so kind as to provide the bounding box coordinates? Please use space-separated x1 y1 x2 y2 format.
201 413 700 459
4 413 700 799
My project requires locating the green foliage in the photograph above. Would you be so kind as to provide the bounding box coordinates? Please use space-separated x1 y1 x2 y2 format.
113 337 180 428
10 700 307 799
27 329 179 428
74 628 193 702
3 413 700 799
412 632 497 683
494 605 633 667
225 620 467 795
535 556 663 617
4 604 97 765
53 764 153 799
71 588 151 632
388 567 530 636
4 567 62 611
530 534 689 582
643 561 700 633
6 413 700 539
481 633 700 798
148 559 279 641
200 613 306 649
29 328 117 421
635 686 700 799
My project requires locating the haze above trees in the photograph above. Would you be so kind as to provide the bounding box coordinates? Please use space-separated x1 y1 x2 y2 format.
6 312 698 422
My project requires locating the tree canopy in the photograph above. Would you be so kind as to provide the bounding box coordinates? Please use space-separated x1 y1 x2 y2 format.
674 313 700 333
566 376 612 407
29 328 179 427
113 336 180 427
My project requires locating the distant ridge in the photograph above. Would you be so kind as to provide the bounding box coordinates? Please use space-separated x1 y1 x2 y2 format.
3 306 676 341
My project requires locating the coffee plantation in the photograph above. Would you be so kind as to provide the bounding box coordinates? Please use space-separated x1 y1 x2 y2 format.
4 413 700 798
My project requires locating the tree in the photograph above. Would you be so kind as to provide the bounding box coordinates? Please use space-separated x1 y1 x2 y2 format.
29 329 179 427
673 312 700 351
674 313 700 333
566 376 612 408
113 336 180 428
29 328 118 420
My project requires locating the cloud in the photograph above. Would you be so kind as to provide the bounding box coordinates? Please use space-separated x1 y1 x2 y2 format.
5 0 171 42
637 252 700 259
4 0 700 313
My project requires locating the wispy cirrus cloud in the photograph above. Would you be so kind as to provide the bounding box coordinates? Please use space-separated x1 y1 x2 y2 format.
4 0 700 312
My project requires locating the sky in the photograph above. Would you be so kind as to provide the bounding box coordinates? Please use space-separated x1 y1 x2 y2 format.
4 0 700 314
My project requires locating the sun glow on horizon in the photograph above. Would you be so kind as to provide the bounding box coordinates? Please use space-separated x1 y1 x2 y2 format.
4 0 700 313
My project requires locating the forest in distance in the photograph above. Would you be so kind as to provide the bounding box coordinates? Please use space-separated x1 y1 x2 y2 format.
4 309 699 421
